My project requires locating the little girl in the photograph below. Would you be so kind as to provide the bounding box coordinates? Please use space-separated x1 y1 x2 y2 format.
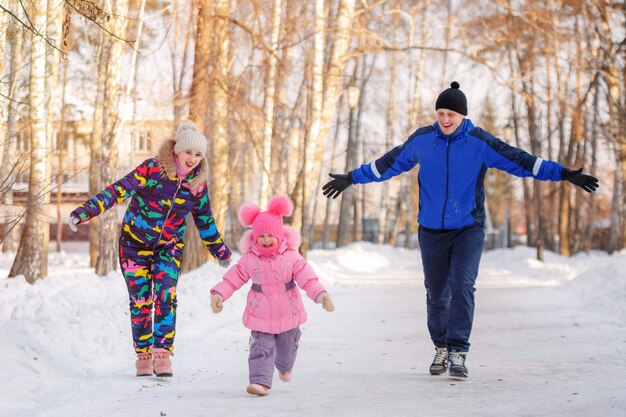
210 195 334 396
69 121 231 377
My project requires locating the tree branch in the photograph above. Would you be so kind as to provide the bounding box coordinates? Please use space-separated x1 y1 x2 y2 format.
1 3 64 54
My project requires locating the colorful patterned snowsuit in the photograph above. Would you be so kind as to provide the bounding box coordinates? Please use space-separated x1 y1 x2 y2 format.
71 140 231 353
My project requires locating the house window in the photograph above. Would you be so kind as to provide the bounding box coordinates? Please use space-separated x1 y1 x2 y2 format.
16 132 29 152
16 171 29 184
132 130 153 152
54 131 70 151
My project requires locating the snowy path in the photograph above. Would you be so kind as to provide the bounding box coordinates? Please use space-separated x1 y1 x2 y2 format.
1 245 625 417
4 283 625 416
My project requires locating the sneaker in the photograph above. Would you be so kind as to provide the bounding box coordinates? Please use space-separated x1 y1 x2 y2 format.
152 348 173 377
429 347 449 375
448 351 468 378
247 383 270 396
135 352 153 377
279 371 292 382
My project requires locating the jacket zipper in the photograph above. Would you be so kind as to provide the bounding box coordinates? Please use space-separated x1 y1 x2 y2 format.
441 136 451 229
155 178 183 244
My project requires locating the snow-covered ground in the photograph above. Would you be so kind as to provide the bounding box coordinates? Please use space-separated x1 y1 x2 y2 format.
1 242 624 417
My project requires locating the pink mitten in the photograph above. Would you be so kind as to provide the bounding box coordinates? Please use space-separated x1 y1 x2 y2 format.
315 292 335 312
211 293 224 313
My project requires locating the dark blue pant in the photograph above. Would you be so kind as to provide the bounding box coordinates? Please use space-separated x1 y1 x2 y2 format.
418 225 485 352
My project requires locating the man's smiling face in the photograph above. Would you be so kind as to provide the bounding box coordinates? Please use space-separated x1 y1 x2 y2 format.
437 108 464 136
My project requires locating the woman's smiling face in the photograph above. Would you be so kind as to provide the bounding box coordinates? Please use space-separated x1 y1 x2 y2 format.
176 149 204 170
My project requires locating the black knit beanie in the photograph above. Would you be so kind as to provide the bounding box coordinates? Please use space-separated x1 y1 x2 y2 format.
435 81 468 116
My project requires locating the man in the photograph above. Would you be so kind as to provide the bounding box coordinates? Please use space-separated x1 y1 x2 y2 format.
322 81 599 378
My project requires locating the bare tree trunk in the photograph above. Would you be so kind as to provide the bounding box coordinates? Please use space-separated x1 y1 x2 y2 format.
295 0 326 252
354 54 375 243
300 0 355 254
171 2 194 125
55 59 69 252
440 0 453 87
1 3 23 253
322 102 343 249
0 4 5 80
88 31 106 267
584 81 599 253
183 0 215 272
95 0 129 276
506 45 534 247
9 0 49 282
389 177 408 246
557 19 586 257
379 49 397 244
593 1 625 252
608 156 622 254
45 0 64 253
269 1 295 197
188 0 212 125
402 1 429 246
118 0 146 138
519 49 545 256
260 0 283 206
183 0 233 272
208 0 231 239
544 0 561 252
605 71 624 254
337 65 359 247
570 19 587 254
622 3 626 251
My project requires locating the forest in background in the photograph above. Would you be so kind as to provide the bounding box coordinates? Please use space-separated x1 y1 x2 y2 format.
0 0 624 283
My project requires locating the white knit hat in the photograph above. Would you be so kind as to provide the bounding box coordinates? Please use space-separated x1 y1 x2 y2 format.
174 121 207 156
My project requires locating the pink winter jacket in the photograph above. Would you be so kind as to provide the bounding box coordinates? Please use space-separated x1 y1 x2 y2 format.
211 226 327 334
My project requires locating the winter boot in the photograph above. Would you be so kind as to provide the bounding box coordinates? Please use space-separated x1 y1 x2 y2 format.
152 348 173 377
429 347 449 375
247 383 270 396
135 352 153 377
448 350 468 378
279 370 292 382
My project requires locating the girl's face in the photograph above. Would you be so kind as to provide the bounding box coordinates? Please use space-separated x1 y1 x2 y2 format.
256 233 278 248
436 109 464 136
176 150 204 170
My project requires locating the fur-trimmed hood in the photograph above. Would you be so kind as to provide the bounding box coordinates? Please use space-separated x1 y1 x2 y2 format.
211 221 325 334
239 225 301 257
157 139 209 191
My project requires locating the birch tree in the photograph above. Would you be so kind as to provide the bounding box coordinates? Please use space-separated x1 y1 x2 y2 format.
88 30 105 267
169 0 194 126
298 0 356 254
593 0 625 253
378 29 398 244
1 0 24 253
9 0 49 283
46 0 65 253
184 0 232 271
183 0 214 271
188 0 212 127
94 0 129 276
259 0 282 207
208 0 231 232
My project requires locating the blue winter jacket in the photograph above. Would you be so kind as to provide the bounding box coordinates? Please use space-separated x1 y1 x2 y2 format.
350 119 565 230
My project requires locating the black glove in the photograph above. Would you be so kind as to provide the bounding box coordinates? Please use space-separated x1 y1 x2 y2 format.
562 168 599 193
322 172 353 199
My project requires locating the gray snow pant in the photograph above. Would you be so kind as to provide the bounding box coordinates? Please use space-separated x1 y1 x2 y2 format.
248 327 302 388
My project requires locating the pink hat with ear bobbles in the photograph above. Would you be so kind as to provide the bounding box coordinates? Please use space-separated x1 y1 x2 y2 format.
238 195 294 242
